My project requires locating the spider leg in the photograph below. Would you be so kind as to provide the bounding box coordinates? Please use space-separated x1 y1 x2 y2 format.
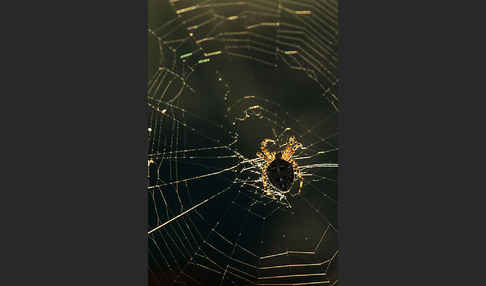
260 138 275 162
261 169 276 199
290 159 304 194
282 136 302 161
256 152 273 163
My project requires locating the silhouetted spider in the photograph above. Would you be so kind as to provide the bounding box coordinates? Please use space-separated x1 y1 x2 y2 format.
257 136 303 200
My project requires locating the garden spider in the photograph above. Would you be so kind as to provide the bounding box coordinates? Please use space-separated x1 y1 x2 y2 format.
256 136 304 200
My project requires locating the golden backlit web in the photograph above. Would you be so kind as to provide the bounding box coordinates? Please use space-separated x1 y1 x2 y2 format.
147 0 339 285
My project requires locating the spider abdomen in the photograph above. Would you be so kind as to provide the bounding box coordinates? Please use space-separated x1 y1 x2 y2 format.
266 158 294 192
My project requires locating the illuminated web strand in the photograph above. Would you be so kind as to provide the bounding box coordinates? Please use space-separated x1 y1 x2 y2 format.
308 174 337 183
151 155 239 160
148 100 248 162
301 163 339 169
294 148 339 160
148 145 229 157
148 186 232 234
148 164 239 189
228 96 338 149
258 273 327 280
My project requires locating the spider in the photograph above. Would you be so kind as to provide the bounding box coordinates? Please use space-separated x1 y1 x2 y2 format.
256 136 304 200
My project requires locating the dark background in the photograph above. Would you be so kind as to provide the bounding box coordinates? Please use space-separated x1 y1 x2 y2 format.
3 0 485 285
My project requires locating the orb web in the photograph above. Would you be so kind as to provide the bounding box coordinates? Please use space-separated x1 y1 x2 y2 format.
148 0 339 285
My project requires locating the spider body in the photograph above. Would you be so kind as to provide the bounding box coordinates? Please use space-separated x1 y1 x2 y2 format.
257 136 303 200
266 153 294 192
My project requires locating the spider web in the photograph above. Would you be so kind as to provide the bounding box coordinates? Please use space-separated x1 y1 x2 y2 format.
147 0 339 285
